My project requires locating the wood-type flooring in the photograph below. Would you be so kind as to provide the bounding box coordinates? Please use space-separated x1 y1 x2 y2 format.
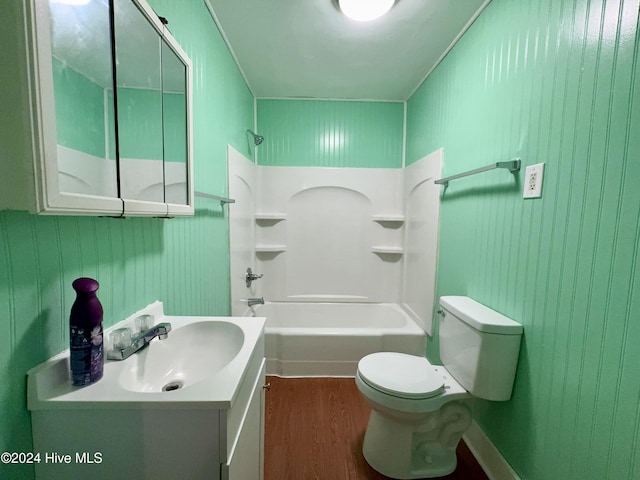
264 376 489 480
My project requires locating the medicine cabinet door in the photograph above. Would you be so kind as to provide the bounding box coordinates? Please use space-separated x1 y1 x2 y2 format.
114 0 167 215
161 38 193 214
113 0 193 216
49 0 120 208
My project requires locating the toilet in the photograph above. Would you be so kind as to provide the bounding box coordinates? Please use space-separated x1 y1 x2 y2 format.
355 296 523 479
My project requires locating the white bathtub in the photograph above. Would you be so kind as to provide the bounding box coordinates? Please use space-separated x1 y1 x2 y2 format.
248 302 427 377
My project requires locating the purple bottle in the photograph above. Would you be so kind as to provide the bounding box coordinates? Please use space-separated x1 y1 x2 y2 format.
69 277 104 386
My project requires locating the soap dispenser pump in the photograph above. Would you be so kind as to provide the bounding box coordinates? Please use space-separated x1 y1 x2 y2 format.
69 277 104 386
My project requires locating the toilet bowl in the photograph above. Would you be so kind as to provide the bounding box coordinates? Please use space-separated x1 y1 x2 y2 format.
356 296 523 479
356 352 472 479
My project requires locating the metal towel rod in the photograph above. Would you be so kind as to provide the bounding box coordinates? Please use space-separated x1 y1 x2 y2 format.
434 159 521 187
194 191 236 206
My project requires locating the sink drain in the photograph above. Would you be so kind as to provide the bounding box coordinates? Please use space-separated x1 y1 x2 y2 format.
162 380 184 392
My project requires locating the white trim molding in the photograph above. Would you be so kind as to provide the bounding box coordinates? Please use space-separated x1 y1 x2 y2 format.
463 420 521 480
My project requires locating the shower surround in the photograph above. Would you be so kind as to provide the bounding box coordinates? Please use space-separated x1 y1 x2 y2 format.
228 146 442 375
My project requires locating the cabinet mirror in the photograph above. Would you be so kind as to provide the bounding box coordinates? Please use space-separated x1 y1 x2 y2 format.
49 0 118 200
114 0 165 204
1 0 192 215
161 39 189 206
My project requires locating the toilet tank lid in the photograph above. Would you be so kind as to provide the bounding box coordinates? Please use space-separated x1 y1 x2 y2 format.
440 296 523 334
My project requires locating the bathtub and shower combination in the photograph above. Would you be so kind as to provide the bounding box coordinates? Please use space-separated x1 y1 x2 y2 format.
248 301 426 377
229 147 443 377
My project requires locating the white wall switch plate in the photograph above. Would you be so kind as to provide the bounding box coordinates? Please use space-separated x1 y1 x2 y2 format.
523 163 545 198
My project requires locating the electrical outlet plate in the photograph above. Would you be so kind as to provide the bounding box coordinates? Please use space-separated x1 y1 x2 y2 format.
523 163 544 198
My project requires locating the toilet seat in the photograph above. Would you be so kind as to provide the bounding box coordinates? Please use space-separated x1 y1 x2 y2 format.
357 352 445 400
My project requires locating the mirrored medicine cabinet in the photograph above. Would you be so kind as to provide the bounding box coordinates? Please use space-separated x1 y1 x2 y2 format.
0 0 193 216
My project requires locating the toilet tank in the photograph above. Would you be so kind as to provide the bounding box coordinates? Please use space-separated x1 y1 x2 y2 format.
439 296 523 401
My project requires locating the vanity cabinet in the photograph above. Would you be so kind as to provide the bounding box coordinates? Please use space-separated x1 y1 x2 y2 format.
29 309 266 480
30 359 266 480
221 360 266 480
0 0 193 216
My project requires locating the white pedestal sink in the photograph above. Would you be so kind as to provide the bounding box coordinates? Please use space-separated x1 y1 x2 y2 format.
27 302 266 480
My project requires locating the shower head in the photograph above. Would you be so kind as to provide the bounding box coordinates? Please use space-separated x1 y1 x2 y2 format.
247 129 264 146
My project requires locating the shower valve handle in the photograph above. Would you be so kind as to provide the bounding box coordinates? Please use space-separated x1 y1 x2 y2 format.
245 267 263 287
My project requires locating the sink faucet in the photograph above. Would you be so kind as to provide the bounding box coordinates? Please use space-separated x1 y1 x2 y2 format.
107 322 172 361
247 297 265 307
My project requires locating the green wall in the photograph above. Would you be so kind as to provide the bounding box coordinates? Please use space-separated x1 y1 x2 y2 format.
406 0 640 479
0 1 253 478
163 92 188 163
53 69 188 163
52 57 107 158
117 87 163 160
117 90 188 162
256 99 404 167
4 0 640 479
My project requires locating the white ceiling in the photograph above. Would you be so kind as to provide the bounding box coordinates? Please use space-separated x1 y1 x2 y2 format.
206 0 490 101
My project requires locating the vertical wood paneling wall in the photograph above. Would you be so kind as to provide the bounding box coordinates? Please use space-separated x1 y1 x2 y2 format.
406 0 640 478
3 0 639 479
0 1 254 479
256 99 404 168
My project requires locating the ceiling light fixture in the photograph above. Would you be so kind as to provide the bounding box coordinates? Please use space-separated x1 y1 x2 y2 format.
338 0 395 22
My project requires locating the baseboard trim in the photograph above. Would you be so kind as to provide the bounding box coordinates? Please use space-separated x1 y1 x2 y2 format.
463 420 520 480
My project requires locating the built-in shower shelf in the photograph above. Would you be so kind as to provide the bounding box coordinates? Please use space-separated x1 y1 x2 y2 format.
372 215 405 224
255 244 287 253
255 213 287 221
371 246 404 254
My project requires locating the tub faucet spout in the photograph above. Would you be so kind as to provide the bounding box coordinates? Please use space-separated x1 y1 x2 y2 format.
247 297 265 307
